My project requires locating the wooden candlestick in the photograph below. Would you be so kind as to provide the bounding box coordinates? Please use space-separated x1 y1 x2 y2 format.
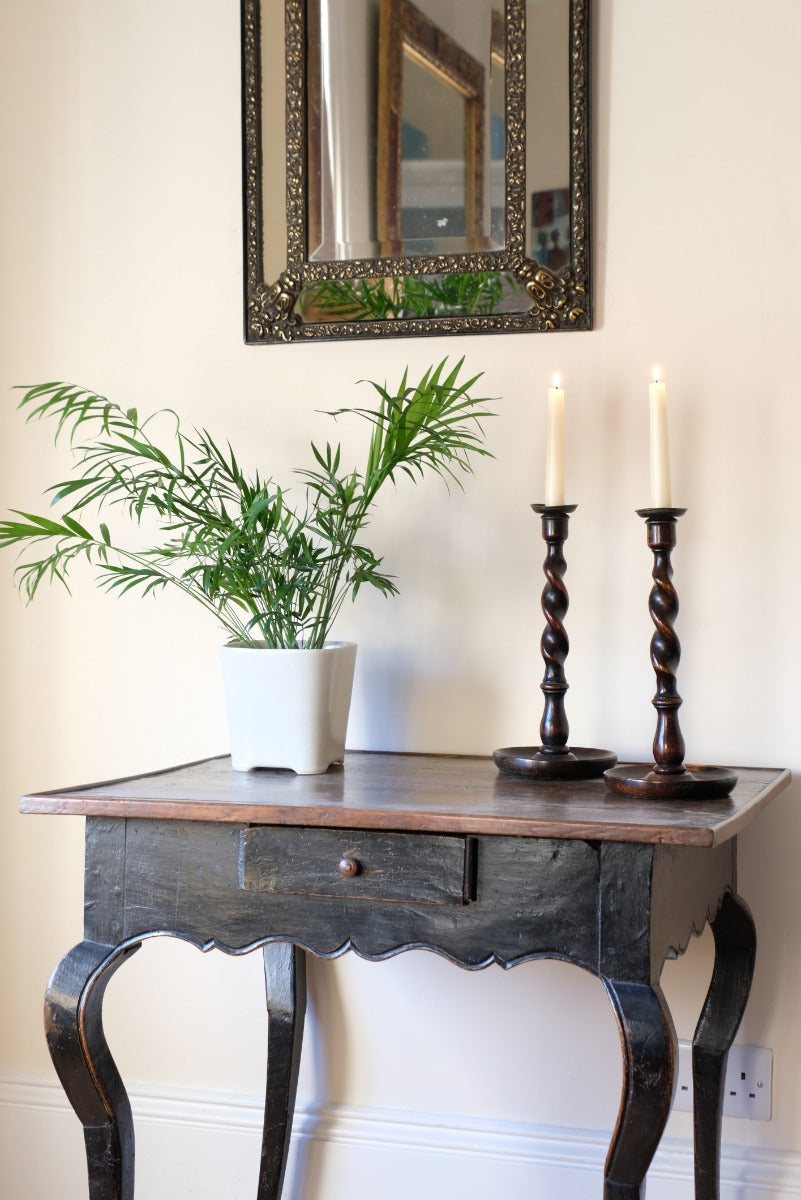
494 504 617 780
604 509 737 800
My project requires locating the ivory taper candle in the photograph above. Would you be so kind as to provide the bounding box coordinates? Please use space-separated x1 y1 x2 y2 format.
545 373 565 505
649 368 672 508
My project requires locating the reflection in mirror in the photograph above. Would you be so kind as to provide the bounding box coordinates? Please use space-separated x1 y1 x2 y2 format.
297 270 521 322
306 0 377 262
308 0 501 262
242 0 590 344
376 0 495 258
258 0 287 284
396 46 474 248
526 0 571 267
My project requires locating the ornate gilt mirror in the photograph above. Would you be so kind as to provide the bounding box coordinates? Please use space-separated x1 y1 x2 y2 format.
242 0 590 344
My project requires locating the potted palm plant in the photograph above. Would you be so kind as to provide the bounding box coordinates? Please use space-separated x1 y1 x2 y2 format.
0 358 492 772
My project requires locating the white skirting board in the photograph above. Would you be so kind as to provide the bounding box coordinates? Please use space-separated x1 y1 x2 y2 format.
0 1073 800 1199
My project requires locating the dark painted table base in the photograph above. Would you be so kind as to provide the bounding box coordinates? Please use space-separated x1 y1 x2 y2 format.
26 754 784 1199
46 895 754 1200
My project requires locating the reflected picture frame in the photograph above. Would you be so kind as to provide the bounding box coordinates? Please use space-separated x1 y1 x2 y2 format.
375 0 486 253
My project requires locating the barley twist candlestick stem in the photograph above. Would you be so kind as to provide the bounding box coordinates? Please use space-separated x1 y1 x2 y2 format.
539 505 572 756
604 509 737 800
645 508 686 772
494 504 616 781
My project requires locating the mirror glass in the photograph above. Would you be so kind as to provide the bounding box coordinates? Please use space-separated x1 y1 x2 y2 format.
526 0 570 266
307 0 503 262
396 48 474 250
260 0 288 284
242 0 590 343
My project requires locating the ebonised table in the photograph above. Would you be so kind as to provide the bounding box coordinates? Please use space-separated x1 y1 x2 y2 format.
22 753 789 1199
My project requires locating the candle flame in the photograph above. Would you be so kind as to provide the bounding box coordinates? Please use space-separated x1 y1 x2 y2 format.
652 366 662 384
552 372 561 389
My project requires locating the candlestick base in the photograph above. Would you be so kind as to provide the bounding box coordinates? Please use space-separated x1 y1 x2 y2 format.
494 746 617 780
604 763 737 800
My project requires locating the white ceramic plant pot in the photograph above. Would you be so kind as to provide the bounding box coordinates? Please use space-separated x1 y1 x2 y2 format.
220 641 357 774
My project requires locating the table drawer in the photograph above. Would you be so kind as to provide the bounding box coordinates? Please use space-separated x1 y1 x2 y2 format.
239 827 476 905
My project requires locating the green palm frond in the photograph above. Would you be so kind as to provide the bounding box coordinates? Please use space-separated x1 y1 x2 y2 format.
1 360 494 647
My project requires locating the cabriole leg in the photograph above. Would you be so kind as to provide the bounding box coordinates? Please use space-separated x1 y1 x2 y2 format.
602 979 677 1199
45 939 140 1200
258 943 307 1200
693 892 756 1199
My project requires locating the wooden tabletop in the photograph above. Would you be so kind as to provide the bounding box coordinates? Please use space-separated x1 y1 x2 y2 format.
19 752 790 847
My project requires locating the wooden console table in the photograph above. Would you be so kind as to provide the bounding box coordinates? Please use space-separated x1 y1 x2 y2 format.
22 753 789 1199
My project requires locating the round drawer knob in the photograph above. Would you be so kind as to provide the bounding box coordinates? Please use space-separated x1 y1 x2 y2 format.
338 855 361 879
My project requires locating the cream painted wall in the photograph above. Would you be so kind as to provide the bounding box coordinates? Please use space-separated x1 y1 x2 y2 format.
1 0 801 1193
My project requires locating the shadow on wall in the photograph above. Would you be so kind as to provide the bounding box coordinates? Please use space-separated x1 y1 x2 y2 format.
287 955 350 1199
351 647 503 753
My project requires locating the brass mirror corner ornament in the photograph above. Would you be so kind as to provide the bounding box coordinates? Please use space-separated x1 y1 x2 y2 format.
242 0 590 345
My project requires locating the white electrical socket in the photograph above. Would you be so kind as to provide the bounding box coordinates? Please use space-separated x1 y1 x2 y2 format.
673 1042 772 1120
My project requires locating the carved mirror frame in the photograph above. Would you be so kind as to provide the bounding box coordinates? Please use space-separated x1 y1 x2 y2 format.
242 0 590 344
